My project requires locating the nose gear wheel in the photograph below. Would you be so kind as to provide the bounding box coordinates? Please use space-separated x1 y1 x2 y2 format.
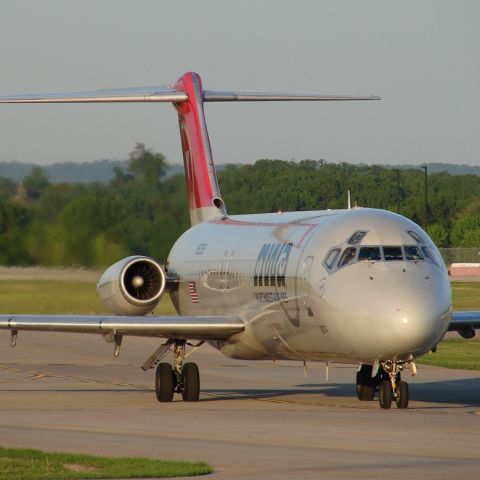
379 380 393 409
395 380 409 409
377 360 410 409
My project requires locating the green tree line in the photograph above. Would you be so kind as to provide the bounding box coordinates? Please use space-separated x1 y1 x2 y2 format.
1 145 479 267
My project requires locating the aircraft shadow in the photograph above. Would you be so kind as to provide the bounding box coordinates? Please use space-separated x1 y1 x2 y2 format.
1 378 478 407
202 377 480 407
0 388 152 393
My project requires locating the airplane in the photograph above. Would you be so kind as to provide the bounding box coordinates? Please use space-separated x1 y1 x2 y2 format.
0 72 479 409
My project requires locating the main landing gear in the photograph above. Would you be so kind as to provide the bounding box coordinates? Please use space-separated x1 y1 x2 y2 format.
356 361 411 409
155 340 201 402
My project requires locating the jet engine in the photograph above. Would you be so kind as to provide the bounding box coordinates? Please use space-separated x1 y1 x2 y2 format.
97 256 166 315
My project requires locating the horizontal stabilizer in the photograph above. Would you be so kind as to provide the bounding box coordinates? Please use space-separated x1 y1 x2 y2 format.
203 91 380 102
0 86 187 103
0 87 380 104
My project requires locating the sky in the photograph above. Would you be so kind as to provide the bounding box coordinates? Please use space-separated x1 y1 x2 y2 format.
0 0 478 167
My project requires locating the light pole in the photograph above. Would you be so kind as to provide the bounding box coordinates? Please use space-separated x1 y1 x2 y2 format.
421 165 428 229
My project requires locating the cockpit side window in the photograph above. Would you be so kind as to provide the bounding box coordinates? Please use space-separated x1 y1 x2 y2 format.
404 245 424 261
421 246 442 266
383 246 403 261
358 246 381 261
348 231 368 244
338 247 357 267
324 248 341 270
407 230 423 243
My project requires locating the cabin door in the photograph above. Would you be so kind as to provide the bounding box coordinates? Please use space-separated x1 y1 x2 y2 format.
302 256 314 317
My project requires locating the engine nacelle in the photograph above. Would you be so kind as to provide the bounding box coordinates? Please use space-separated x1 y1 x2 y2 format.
97 256 166 316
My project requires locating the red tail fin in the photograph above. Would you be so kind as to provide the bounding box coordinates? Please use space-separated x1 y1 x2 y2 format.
174 72 226 225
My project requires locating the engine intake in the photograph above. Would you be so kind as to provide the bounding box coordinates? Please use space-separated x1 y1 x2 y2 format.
97 256 166 315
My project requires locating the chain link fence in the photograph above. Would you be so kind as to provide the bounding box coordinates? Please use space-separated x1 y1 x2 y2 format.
438 248 480 267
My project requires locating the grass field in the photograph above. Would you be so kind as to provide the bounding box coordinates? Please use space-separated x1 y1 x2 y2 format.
451 281 480 310
0 282 210 477
3 280 478 314
416 281 480 370
0 279 176 315
418 339 480 370
0 447 211 479
2 279 480 370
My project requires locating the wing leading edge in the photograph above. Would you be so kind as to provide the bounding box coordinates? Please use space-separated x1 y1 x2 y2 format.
0 314 244 341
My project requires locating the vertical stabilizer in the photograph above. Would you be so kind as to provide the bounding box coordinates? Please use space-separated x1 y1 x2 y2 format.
174 73 227 225
0 73 379 225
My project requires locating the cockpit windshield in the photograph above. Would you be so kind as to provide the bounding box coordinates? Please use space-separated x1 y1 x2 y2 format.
358 246 381 261
404 245 423 261
338 247 357 267
323 229 442 272
383 246 403 261
324 243 438 272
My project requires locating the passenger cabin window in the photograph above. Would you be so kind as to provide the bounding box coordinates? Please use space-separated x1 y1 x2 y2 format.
348 231 368 244
338 247 357 267
358 246 381 261
324 248 341 270
404 246 423 261
383 246 403 261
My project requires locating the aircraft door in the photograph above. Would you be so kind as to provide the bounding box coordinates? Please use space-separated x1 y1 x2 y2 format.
302 256 314 317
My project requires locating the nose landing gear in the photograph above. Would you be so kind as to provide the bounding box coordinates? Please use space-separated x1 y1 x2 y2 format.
155 340 201 402
356 361 411 409
378 360 409 410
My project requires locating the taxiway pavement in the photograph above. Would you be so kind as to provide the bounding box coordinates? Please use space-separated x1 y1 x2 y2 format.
0 331 479 479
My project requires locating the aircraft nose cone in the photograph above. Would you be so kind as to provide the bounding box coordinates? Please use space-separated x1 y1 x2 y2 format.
373 285 451 357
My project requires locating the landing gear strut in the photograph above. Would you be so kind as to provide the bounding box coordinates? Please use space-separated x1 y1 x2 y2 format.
155 340 201 402
377 361 409 410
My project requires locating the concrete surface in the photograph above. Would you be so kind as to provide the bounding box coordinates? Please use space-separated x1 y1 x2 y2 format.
0 331 479 479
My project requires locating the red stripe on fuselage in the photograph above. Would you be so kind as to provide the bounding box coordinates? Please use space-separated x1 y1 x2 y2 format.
209 218 319 248
174 73 218 210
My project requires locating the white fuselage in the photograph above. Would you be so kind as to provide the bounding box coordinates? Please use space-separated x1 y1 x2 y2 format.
167 208 452 364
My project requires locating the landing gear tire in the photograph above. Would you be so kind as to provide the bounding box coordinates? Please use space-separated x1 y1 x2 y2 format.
356 365 375 401
379 380 393 409
182 362 200 402
395 380 409 409
155 363 175 402
357 384 375 401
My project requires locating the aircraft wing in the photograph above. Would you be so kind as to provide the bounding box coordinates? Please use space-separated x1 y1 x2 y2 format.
0 314 244 341
448 311 480 338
